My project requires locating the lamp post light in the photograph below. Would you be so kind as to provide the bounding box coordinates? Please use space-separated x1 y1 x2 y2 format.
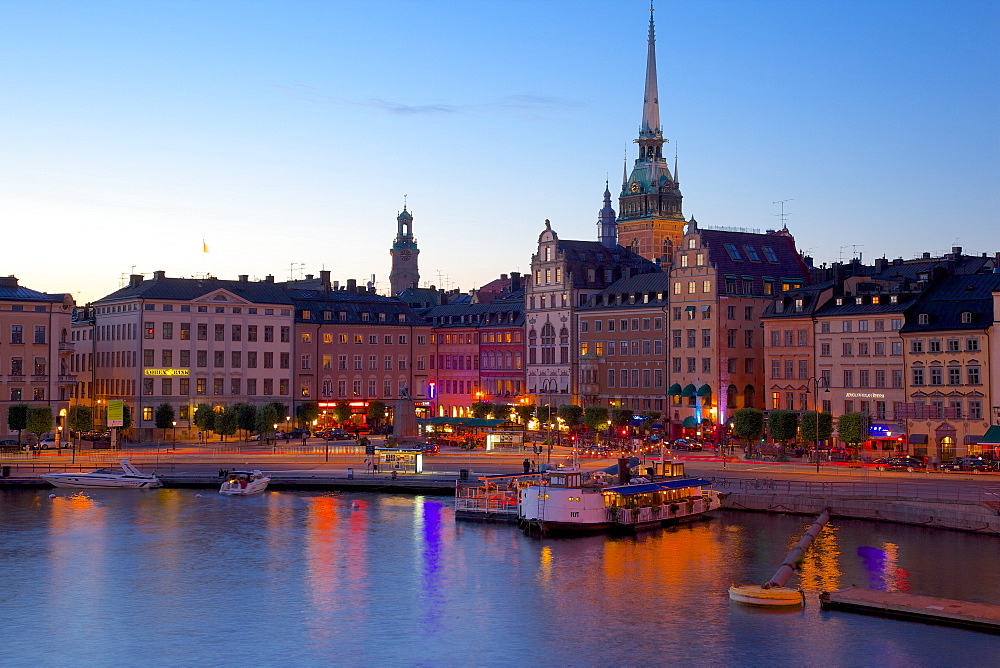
172 421 177 451
809 376 830 474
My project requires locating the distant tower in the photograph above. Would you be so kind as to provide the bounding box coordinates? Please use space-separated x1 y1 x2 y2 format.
616 6 685 262
389 206 419 295
597 181 618 249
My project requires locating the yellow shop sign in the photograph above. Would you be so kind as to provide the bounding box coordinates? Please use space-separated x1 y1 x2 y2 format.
143 368 190 376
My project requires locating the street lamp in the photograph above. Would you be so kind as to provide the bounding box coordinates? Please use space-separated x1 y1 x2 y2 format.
808 376 830 473
172 421 177 451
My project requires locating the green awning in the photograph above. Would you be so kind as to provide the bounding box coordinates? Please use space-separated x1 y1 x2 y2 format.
681 384 697 397
668 383 682 396
682 416 698 429
697 384 712 397
980 425 1000 445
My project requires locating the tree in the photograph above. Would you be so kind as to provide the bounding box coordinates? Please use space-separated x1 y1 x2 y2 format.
639 410 661 436
333 401 352 426
215 407 238 441
67 405 93 441
583 406 609 444
800 411 833 445
256 403 279 441
193 403 216 435
367 400 386 430
232 402 258 439
733 408 764 443
470 402 493 419
121 404 133 432
768 410 799 448
8 403 29 444
296 401 319 428
154 403 175 443
610 408 631 437
26 406 54 441
837 413 866 446
557 404 584 431
514 403 535 426
268 402 289 425
491 404 512 421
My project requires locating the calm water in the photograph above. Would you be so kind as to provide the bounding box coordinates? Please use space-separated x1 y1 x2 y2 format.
1 488 997 666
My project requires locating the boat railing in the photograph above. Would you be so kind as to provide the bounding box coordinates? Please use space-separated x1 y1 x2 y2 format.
607 497 710 525
455 476 533 516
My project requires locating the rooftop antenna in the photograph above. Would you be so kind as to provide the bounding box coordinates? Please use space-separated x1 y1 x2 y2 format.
289 262 305 281
838 245 864 263
772 199 793 230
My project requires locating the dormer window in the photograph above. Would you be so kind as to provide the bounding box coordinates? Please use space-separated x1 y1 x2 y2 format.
960 311 973 324
918 313 929 325
836 297 843 306
687 239 697 249
724 243 742 260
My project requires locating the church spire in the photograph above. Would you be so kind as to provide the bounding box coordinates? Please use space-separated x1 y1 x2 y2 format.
640 3 660 138
597 180 618 249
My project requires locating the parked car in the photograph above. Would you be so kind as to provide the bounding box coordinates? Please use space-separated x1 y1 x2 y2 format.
942 457 992 473
0 438 19 452
325 429 352 441
415 442 440 454
287 429 311 438
873 457 926 472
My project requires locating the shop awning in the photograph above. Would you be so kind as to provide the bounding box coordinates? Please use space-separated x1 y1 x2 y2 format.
697 384 712 397
681 384 697 397
979 425 1000 445
682 416 698 429
606 478 713 496
908 434 928 445
684 305 695 311
668 383 682 396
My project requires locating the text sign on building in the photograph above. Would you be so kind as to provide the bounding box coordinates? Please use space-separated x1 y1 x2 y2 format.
107 400 124 427
143 369 190 376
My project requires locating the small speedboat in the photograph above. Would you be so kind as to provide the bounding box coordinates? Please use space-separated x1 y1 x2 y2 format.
41 459 162 489
219 470 270 495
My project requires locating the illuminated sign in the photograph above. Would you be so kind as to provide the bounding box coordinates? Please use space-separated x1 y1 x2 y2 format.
428 382 437 399
107 400 124 427
143 368 190 376
845 392 885 399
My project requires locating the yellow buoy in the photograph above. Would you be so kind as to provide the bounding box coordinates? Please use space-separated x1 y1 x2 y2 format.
728 585 804 607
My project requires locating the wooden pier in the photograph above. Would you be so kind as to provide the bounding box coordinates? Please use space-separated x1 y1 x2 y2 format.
820 586 1000 634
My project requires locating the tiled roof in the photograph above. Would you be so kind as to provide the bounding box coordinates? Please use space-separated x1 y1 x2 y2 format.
288 287 428 326
97 277 293 305
421 297 525 328
900 273 1000 333
872 255 994 281
577 272 672 312
761 281 833 319
699 228 811 295
0 282 67 303
814 292 919 317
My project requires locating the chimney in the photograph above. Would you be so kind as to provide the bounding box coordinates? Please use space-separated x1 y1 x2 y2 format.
238 274 248 282
153 270 166 280
320 270 331 291
510 271 521 292
952 246 962 257
347 278 357 292
264 275 274 283
0 276 19 289
129 274 144 287
305 274 314 280
922 252 931 259
893 257 904 266
874 257 886 273
333 280 339 290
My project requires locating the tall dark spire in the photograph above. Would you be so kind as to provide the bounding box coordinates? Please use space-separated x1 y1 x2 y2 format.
640 3 660 138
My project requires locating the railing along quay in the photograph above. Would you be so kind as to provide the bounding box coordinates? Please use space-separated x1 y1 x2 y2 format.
706 476 1000 505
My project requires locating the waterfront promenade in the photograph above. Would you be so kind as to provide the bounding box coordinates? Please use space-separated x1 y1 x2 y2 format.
3 439 999 534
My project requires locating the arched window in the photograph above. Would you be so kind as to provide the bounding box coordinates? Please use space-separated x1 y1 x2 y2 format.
528 328 538 365
559 327 569 364
727 385 737 409
744 385 756 409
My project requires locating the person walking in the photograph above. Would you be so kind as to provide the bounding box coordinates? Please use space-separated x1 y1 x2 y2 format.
522 458 531 474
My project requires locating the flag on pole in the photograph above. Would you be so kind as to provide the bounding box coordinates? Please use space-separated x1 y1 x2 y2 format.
202 239 209 253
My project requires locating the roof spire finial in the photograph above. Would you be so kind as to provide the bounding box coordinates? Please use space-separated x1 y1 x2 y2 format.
640 1 660 137
403 193 407 211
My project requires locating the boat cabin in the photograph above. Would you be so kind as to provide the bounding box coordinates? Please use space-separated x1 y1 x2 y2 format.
547 470 583 489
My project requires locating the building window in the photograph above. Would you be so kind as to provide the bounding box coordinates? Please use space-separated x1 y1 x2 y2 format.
968 367 980 385
929 368 942 385
912 368 924 385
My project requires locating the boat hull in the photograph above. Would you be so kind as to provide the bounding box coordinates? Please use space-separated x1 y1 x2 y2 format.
219 480 270 495
729 585 804 607
41 475 161 489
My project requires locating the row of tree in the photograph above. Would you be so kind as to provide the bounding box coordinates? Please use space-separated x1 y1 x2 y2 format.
468 402 663 444
730 408 874 449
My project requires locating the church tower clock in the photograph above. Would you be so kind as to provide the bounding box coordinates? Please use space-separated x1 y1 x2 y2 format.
616 7 685 262
389 206 420 295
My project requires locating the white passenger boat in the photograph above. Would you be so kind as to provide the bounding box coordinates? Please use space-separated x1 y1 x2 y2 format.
517 462 721 537
219 470 270 495
41 459 162 489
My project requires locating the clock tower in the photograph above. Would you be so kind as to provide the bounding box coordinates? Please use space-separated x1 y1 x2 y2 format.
616 7 685 262
389 206 420 295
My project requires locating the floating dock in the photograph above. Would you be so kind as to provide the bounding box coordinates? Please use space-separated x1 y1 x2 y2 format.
820 586 1000 634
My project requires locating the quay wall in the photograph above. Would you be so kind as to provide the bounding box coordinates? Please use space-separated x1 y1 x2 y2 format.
723 493 1000 536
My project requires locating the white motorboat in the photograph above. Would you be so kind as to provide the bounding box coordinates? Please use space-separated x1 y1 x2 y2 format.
41 459 162 489
219 470 270 495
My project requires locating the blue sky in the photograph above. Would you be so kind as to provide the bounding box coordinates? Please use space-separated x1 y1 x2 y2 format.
2 0 997 303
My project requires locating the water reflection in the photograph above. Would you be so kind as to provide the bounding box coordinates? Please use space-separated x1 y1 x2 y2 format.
0 490 996 665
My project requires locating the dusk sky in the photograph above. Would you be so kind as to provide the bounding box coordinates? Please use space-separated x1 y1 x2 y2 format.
3 0 997 304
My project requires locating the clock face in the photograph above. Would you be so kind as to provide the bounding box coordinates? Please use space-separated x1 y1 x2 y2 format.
630 182 640 193
400 250 411 261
